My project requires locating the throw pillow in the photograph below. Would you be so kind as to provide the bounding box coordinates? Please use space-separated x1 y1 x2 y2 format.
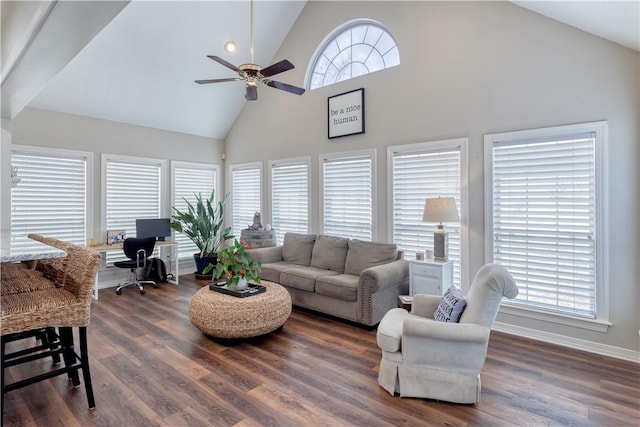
311 235 349 273
344 240 397 276
281 233 316 266
433 286 467 323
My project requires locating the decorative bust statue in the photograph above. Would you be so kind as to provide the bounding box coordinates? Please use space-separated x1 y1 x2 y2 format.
248 212 263 231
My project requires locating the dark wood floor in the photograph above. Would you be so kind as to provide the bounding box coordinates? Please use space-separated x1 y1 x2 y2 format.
3 275 639 426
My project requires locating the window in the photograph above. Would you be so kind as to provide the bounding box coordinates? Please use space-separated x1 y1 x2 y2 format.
270 159 310 244
172 161 219 259
306 19 400 90
231 163 262 239
103 154 164 263
11 146 90 252
389 139 467 288
485 122 608 326
321 151 374 240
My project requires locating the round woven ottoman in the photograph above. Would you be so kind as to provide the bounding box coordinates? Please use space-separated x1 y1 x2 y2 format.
189 280 292 339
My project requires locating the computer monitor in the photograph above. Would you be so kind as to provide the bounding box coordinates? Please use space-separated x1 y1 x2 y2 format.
136 218 171 241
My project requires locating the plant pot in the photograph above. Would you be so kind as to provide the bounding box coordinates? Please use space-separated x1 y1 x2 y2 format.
231 277 249 290
193 253 218 278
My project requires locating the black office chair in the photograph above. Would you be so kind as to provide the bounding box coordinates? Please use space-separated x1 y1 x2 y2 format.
114 237 157 295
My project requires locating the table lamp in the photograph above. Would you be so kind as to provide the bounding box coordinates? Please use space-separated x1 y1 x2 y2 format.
422 197 459 261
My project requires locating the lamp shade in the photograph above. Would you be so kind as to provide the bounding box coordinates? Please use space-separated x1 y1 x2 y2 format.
422 197 459 223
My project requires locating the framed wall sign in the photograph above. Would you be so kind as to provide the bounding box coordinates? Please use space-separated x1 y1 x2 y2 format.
328 88 365 139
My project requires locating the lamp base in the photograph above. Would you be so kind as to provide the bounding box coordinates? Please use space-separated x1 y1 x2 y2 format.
433 225 448 261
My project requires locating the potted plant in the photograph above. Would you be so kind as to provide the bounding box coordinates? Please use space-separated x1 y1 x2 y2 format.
204 239 261 289
170 190 233 277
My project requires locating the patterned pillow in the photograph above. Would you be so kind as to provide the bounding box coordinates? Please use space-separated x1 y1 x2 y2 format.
434 286 467 323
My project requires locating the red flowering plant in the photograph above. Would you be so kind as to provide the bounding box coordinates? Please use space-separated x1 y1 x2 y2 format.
203 239 261 287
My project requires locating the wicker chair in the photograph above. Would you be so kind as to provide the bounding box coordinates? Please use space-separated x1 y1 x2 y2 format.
1 236 101 421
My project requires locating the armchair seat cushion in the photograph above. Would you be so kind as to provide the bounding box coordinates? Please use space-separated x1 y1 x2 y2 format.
280 267 339 292
315 274 358 301
377 308 413 352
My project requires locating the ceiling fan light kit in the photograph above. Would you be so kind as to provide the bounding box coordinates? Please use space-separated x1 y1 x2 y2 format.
195 0 305 101
223 40 237 53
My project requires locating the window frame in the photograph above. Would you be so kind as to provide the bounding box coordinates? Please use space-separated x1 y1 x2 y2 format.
10 144 93 248
101 153 166 263
268 156 312 245
171 160 220 259
484 121 610 332
229 162 263 239
305 18 400 90
387 138 469 291
319 149 376 241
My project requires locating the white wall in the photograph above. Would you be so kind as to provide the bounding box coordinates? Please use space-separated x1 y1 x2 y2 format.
224 1 639 355
6 107 224 279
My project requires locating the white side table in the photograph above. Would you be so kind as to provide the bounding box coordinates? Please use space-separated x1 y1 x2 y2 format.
409 259 453 296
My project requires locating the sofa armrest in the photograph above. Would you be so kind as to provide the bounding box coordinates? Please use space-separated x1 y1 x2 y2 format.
358 260 410 326
359 259 409 293
246 246 283 264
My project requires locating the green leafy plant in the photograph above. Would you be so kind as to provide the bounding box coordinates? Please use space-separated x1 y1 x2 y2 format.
204 239 261 287
170 190 233 257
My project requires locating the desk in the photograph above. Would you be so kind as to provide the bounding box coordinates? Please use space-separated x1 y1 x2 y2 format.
0 234 67 263
90 240 179 299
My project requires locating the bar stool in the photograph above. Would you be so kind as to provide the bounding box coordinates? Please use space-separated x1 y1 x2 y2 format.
1 240 101 423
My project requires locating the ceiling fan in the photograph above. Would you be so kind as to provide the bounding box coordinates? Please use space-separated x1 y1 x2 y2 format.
195 0 305 101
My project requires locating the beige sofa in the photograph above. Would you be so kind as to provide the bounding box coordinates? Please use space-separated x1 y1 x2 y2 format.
247 233 409 327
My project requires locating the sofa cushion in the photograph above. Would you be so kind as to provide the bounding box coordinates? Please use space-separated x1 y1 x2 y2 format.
315 274 359 302
434 286 467 323
280 266 340 292
259 262 298 283
281 233 316 266
344 240 398 276
310 235 349 273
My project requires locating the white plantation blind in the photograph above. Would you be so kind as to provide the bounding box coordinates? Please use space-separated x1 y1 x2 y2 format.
271 161 309 244
490 134 597 318
11 150 88 252
105 158 161 262
391 147 461 287
322 153 372 240
173 164 217 259
232 165 261 238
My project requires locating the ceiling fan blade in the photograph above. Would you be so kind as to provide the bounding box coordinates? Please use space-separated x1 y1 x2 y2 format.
195 78 242 84
245 85 258 101
207 55 242 73
260 59 294 77
264 80 305 95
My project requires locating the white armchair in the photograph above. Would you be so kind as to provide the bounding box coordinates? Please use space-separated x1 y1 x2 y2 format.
376 263 518 403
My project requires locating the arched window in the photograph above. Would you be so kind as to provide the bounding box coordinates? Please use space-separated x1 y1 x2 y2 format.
306 19 400 90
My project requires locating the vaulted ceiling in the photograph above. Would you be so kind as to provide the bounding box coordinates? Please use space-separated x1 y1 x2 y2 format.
2 1 638 140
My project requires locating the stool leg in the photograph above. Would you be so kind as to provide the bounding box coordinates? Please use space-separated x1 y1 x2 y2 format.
59 327 80 387
45 328 61 365
78 327 95 409
1 335 6 426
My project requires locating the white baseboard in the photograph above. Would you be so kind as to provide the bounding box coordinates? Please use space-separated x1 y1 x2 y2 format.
493 321 640 363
